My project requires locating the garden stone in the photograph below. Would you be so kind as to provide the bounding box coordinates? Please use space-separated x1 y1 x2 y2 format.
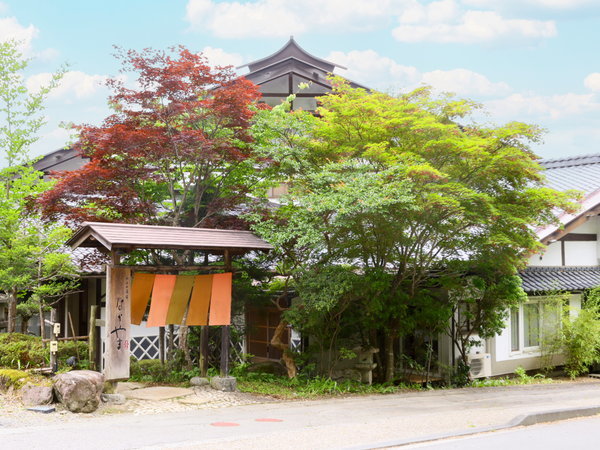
101 393 126 405
53 370 104 413
20 383 53 406
210 376 237 392
190 377 209 387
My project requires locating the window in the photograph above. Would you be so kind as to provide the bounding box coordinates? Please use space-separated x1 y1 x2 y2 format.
523 303 540 347
509 298 561 354
510 308 520 351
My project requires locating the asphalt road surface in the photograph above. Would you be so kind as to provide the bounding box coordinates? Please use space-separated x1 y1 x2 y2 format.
2 382 600 449
403 415 600 450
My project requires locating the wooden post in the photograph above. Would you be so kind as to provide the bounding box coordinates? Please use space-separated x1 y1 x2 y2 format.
50 308 58 373
167 324 175 360
88 304 98 371
104 265 132 381
220 250 232 377
159 327 165 364
199 326 208 376
220 325 230 377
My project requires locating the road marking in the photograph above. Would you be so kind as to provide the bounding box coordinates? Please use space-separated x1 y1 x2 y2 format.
210 422 240 427
255 418 284 422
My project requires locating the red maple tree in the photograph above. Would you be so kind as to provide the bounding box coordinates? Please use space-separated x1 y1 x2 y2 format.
39 46 264 229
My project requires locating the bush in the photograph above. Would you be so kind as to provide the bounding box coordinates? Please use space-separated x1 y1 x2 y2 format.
0 333 89 370
562 307 600 378
129 359 180 383
0 368 30 389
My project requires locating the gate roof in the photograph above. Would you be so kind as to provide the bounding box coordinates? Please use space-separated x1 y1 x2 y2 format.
67 222 273 254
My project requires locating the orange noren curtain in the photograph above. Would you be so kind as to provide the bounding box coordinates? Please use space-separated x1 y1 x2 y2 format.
165 275 195 325
130 273 155 325
209 272 232 326
146 274 177 327
186 274 213 326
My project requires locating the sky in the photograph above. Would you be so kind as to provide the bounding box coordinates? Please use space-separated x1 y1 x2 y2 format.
1 0 600 161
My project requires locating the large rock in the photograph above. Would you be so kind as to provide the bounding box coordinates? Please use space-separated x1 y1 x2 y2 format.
21 383 53 406
53 370 104 413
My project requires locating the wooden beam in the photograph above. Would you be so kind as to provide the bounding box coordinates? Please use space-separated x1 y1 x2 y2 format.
559 233 597 241
541 207 600 244
112 264 225 272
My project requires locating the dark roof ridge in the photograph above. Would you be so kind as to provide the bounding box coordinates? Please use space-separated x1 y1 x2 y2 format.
522 266 600 272
540 153 600 169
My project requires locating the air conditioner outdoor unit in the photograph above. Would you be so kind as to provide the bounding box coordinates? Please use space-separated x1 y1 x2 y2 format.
467 353 492 379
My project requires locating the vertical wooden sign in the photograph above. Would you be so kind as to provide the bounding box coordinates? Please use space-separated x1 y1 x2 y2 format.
104 266 132 381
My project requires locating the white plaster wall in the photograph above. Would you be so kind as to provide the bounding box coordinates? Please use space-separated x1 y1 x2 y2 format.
572 217 597 234
528 241 562 266
565 241 597 266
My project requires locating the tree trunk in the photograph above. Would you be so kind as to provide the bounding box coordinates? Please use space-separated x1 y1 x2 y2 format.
21 317 29 334
7 290 17 333
178 324 193 370
271 319 297 378
39 303 46 341
385 332 396 383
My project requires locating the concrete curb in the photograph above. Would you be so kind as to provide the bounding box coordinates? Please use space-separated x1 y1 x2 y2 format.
346 405 600 449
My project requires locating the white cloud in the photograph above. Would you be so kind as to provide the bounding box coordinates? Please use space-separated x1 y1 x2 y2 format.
486 92 599 120
185 0 405 38
27 71 108 101
327 50 420 91
200 46 243 68
393 4 556 44
0 16 39 52
584 73 600 92
462 0 596 10
422 69 510 96
327 49 510 97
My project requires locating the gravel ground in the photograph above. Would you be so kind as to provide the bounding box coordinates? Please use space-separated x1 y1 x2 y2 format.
0 384 273 427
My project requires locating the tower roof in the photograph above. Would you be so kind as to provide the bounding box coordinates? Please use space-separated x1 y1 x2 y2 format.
238 36 346 73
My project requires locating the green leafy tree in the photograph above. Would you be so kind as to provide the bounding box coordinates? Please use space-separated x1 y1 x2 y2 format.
251 80 576 382
0 40 75 334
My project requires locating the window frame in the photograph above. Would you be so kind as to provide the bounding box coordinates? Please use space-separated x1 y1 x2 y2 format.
509 298 562 356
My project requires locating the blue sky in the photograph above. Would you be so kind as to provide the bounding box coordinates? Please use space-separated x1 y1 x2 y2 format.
1 0 600 161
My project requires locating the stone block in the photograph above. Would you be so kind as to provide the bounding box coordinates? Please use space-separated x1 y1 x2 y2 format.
190 377 210 387
210 376 237 392
101 393 126 405
21 383 53 406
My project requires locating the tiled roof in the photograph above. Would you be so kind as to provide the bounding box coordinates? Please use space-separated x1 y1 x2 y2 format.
540 153 600 195
520 266 600 292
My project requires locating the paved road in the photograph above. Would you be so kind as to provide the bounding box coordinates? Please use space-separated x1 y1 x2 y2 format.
403 415 600 449
1 382 600 449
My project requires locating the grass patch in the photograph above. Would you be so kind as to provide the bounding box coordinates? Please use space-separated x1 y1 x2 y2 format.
469 367 554 388
0 368 30 389
236 372 420 399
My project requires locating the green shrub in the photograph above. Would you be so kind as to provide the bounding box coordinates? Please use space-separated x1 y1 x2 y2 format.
0 333 46 368
0 368 30 389
562 307 600 378
129 359 173 383
0 333 89 370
